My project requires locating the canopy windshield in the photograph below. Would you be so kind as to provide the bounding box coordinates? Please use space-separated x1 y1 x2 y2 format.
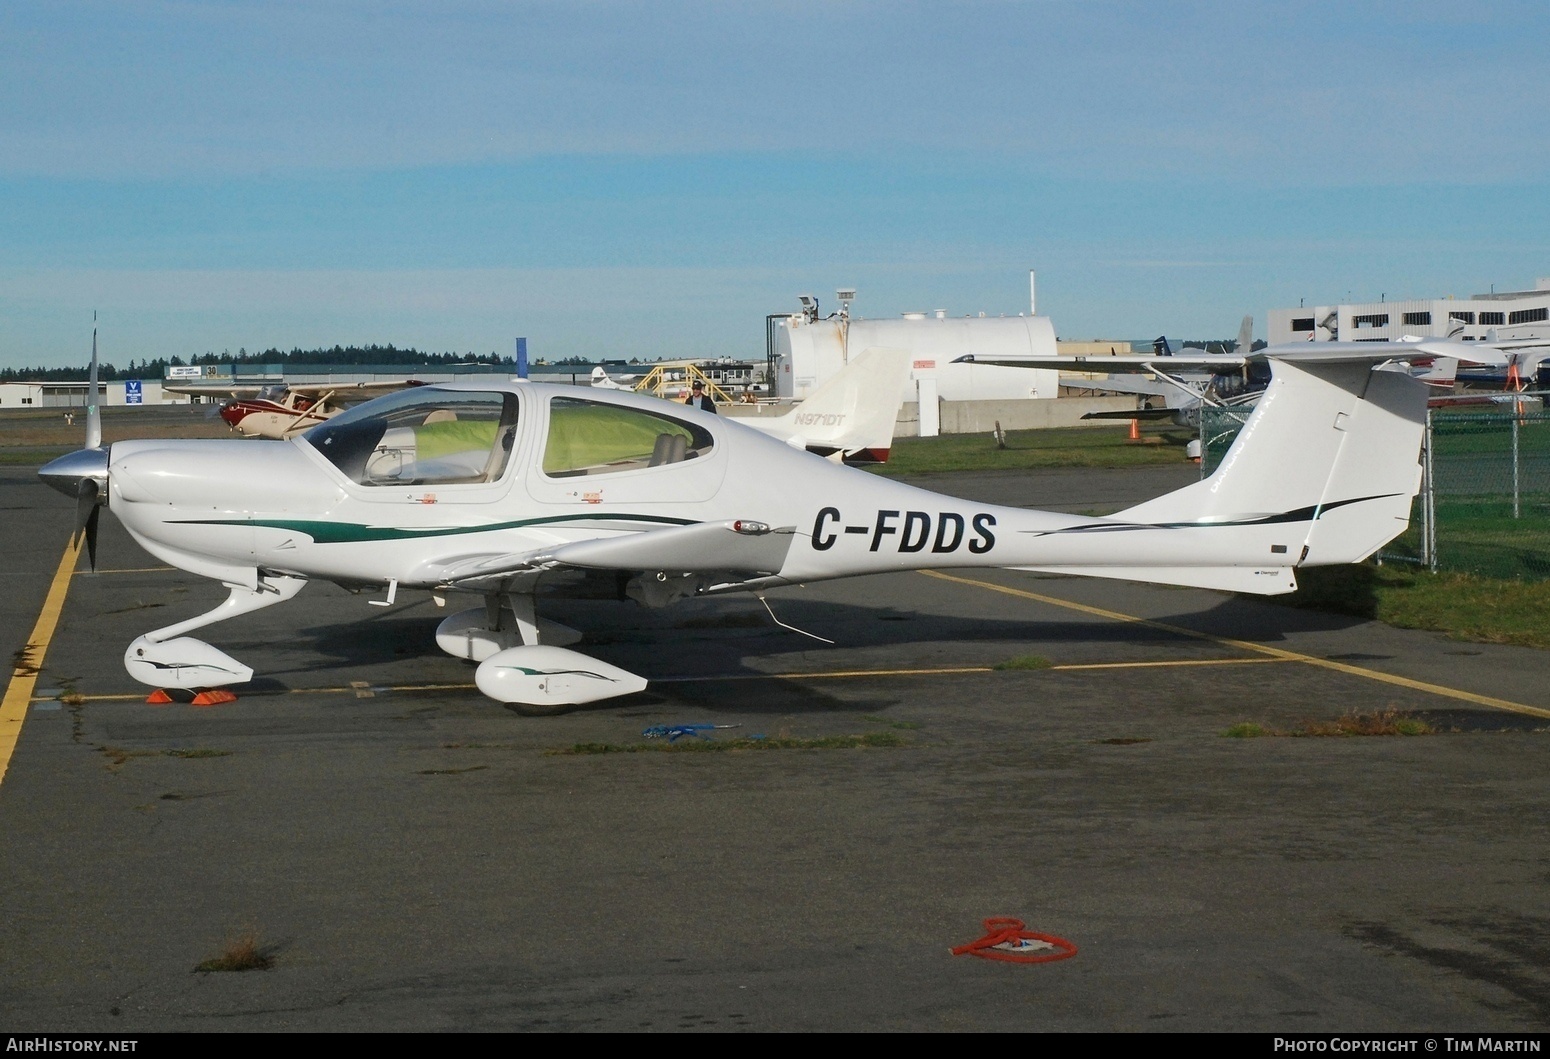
542 396 713 477
304 389 518 486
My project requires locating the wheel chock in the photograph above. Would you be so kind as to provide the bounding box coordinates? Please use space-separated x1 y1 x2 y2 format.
190 689 238 707
145 689 176 705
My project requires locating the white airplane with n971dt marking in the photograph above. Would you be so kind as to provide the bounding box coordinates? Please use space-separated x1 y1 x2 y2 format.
39 336 1502 710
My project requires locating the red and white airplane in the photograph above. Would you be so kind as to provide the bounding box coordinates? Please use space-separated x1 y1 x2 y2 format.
166 382 424 439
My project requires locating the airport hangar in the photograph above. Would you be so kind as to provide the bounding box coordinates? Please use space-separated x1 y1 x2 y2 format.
1268 276 1550 347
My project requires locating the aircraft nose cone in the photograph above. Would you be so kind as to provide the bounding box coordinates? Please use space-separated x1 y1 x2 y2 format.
219 403 243 428
38 447 109 499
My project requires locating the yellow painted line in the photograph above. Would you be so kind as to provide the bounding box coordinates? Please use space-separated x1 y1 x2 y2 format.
660 666 995 683
74 566 174 576
1 539 81 787
922 569 1550 720
38 660 1296 705
49 683 482 704
1051 657 1291 671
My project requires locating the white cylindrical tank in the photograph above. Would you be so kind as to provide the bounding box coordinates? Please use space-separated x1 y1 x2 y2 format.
774 314 1060 401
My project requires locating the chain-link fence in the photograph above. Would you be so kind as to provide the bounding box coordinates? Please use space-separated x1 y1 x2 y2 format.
1199 403 1550 581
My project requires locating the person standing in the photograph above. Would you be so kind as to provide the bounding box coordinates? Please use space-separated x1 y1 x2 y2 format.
685 379 717 414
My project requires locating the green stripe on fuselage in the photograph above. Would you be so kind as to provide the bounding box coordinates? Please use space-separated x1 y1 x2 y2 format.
173 512 697 544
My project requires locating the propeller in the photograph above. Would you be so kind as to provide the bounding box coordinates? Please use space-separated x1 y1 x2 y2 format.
73 478 101 571
85 317 102 450
39 314 109 571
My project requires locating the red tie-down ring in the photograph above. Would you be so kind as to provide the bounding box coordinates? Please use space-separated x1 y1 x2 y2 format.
951 918 1078 964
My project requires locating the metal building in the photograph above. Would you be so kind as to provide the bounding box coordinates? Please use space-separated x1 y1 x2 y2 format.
1268 278 1550 347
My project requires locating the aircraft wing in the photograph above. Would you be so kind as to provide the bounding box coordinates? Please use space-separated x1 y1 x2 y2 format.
963 340 1514 373
1081 408 1189 421
1060 375 1207 401
162 383 267 398
420 519 799 589
955 354 1249 372
285 380 423 397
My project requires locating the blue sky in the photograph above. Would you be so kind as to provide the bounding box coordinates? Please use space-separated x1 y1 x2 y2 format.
3 0 1548 367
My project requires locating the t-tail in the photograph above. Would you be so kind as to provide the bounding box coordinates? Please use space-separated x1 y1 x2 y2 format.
1007 345 1441 594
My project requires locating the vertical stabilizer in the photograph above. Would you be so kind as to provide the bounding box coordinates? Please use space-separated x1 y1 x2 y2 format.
1116 350 1429 565
1234 315 1253 356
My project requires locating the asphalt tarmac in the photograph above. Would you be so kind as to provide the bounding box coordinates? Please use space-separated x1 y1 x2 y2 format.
2 460 1549 1033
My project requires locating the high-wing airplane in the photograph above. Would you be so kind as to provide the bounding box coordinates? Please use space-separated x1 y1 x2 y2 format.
1014 316 1266 425
39 336 1496 711
163 381 425 439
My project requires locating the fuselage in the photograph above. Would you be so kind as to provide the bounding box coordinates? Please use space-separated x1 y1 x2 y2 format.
103 381 1307 598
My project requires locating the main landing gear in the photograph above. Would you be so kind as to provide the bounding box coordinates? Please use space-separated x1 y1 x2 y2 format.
435 592 647 709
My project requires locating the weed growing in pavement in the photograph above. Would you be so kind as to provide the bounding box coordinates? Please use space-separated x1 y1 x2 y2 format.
195 930 273 973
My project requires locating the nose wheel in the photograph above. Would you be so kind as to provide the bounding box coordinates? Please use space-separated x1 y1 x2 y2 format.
124 574 308 699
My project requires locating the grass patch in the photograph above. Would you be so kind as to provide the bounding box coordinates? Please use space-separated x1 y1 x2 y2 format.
549 732 908 756
195 930 273 973
870 425 1194 476
1223 711 1434 738
993 654 1053 671
1222 723 1271 739
1284 564 1550 650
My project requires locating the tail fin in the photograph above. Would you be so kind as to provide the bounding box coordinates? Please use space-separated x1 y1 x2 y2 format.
745 347 911 462
1119 349 1429 567
1234 315 1253 356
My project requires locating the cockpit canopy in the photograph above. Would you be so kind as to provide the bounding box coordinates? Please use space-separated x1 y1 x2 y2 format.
304 389 517 486
301 388 717 488
542 396 713 477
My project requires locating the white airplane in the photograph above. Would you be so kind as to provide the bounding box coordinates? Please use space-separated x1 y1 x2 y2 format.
164 380 425 439
38 336 1497 711
587 366 632 390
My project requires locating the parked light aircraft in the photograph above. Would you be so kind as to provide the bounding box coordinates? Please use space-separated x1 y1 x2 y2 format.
164 380 424 439
40 336 1500 711
1037 317 1265 426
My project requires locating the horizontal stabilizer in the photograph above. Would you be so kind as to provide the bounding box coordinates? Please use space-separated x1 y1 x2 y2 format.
1009 565 1297 595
